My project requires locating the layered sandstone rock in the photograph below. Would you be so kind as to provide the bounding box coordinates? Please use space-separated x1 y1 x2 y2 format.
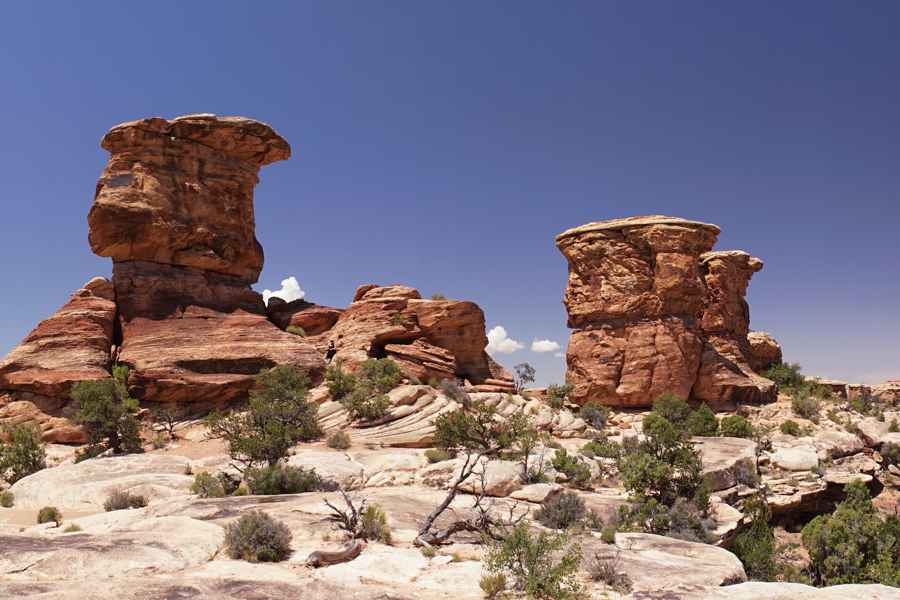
693 251 777 407
320 284 510 389
558 217 776 408
0 277 117 441
88 114 289 283
266 297 343 335
556 216 719 407
747 331 783 372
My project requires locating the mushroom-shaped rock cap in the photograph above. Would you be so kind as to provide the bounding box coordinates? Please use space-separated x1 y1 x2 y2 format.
555 215 721 245
700 250 763 272
101 113 291 166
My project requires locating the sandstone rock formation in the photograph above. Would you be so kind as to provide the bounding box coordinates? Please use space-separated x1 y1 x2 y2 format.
557 216 776 408
0 277 117 441
556 216 718 407
693 251 777 407
747 331 783 373
312 284 511 389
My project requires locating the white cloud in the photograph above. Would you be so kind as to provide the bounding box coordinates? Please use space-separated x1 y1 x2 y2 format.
486 326 524 355
531 339 561 353
263 276 306 305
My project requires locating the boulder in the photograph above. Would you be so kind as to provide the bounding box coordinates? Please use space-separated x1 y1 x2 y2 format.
770 446 819 471
695 436 758 491
747 331 783 373
643 582 900 599
692 335 777 408
266 297 343 335
88 114 289 284
872 380 900 404
9 453 193 510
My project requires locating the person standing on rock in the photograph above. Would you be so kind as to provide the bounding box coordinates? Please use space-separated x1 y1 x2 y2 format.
325 341 337 363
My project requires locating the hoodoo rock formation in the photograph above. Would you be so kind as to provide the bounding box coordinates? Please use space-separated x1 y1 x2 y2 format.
556 216 777 409
0 114 511 440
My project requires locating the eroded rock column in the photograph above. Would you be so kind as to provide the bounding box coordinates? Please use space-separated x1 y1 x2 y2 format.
556 216 719 407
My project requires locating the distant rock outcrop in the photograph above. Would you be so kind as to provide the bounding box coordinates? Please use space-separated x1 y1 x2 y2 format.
556 216 776 408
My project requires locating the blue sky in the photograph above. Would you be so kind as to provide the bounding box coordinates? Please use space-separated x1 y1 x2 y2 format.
1 2 898 386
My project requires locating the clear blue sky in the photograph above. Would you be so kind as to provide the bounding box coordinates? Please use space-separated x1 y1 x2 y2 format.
1 2 898 386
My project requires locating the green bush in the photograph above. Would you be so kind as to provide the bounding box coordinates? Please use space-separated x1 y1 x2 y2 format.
358 504 392 543
730 496 776 581
342 387 391 421
71 365 142 456
63 523 82 533
0 491 13 508
359 358 402 393
791 392 821 421
764 362 806 391
617 412 709 541
0 423 47 483
890 419 899 433
325 360 357 401
103 489 148 512
327 431 352 450
551 449 592 489
652 394 694 429
686 404 719 437
286 325 306 337
546 384 573 410
535 491 586 530
206 365 321 469
430 293 447 301
424 448 453 463
37 506 62 526
225 511 293 563
191 472 226 498
780 420 801 436
719 415 754 439
601 524 617 544
580 437 622 460
580 401 610 429
484 521 582 600
335 358 401 422
246 464 322 495
802 480 900 586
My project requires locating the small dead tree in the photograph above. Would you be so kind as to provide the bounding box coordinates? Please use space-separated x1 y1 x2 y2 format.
324 488 366 537
154 405 179 440
416 400 532 547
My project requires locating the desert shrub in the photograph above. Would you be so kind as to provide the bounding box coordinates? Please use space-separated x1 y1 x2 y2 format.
889 419 899 433
764 362 806 392
286 325 306 337
686 404 719 437
580 436 622 460
327 430 352 450
71 364 142 457
103 489 148 512
246 464 322 495
484 521 582 600
546 384 573 410
421 544 437 558
535 491 586 530
325 360 358 400
617 412 709 541
780 420 801 437
802 480 900 586
37 506 62 526
513 363 536 393
424 448 453 463
652 394 694 429
191 472 226 498
0 491 13 508
601 524 617 544
551 449 592 489
730 496 776 581
881 442 900 467
359 358 402 393
342 387 391 421
0 423 47 483
586 548 632 593
430 293 447 301
479 572 507 599
580 401 610 429
719 415 755 439
358 503 392 543
225 511 292 563
337 358 401 422
63 523 82 533
792 392 821 421
206 365 321 470
153 405 179 440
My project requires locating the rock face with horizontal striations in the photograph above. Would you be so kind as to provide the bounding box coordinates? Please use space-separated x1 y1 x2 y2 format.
88 114 289 283
557 216 775 409
316 285 512 389
556 216 719 407
692 251 777 407
0 277 117 442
